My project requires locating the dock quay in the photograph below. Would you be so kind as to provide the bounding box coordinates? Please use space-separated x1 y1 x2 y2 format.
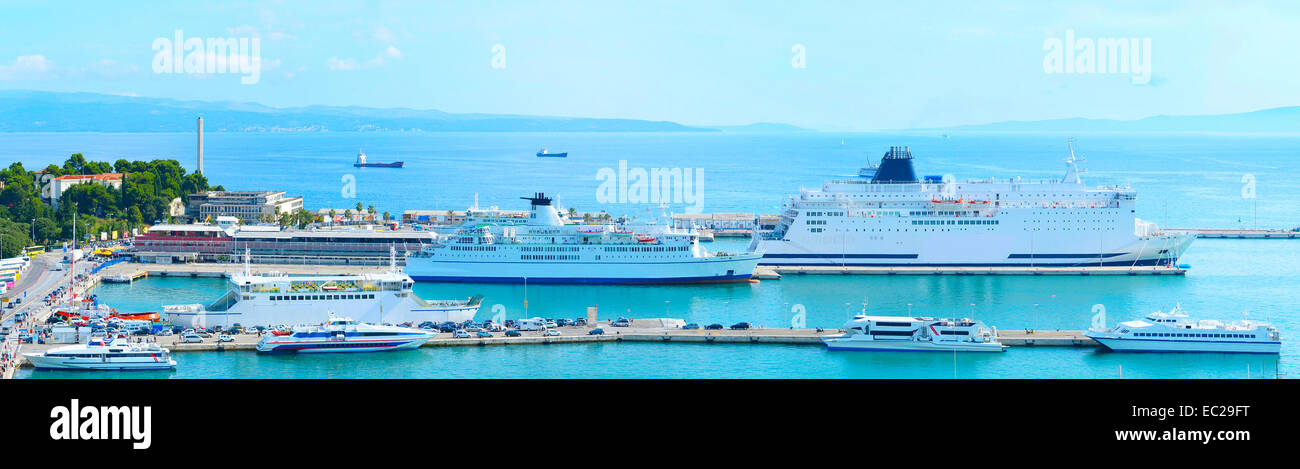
752 264 1185 279
1168 228 1300 239
96 261 391 279
10 319 1099 370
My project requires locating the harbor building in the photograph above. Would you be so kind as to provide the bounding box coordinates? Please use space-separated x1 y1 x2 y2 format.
187 190 303 222
132 223 433 265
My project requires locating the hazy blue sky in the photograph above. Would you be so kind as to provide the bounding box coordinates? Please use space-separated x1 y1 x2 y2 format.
1 1 1296 130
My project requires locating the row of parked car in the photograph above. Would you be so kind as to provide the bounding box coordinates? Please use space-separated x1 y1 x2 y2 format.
682 322 752 330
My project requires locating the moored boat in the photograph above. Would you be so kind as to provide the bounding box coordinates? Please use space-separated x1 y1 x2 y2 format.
255 316 436 353
24 337 176 371
1085 306 1281 353
822 314 1006 352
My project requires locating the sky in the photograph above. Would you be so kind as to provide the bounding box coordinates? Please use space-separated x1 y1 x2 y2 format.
0 0 1297 130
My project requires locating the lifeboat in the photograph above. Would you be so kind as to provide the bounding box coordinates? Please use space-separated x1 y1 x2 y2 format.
271 329 292 336
610 228 634 236
576 226 605 235
637 235 657 243
112 312 162 322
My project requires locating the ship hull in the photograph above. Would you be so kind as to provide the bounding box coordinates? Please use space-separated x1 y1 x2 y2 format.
354 161 404 168
822 338 1006 352
405 254 762 284
757 232 1194 267
1088 336 1280 354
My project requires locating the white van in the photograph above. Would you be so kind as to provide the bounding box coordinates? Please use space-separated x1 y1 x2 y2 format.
515 318 548 331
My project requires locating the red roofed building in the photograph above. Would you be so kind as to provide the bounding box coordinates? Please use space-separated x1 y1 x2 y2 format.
46 173 125 207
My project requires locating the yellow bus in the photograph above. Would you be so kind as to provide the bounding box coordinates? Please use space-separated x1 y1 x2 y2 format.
22 245 45 256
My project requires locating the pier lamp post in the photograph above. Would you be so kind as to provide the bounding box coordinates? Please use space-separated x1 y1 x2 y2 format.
665 300 670 317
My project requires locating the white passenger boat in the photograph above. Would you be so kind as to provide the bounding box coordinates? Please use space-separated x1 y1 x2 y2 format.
164 250 481 328
1085 307 1281 353
255 316 436 354
24 337 176 371
822 314 1006 352
754 142 1194 267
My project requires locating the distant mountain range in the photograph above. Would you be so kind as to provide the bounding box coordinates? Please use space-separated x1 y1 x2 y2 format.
931 106 1300 132
0 90 793 132
1 90 1295 133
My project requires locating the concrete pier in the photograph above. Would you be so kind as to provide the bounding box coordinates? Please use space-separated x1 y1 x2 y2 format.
11 323 1099 370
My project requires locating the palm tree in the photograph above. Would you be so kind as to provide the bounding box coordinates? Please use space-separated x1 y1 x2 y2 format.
328 209 337 223
383 211 392 221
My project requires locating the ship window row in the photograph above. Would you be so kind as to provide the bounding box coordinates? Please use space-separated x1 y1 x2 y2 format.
452 246 498 251
911 220 999 225
806 220 827 225
271 294 376 301
521 255 580 260
522 246 580 252
1135 332 1252 338
602 246 688 252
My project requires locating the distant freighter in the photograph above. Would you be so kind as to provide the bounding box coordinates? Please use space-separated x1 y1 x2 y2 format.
536 147 567 158
354 150 404 168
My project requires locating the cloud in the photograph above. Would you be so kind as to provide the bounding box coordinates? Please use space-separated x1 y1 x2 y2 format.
328 46 403 71
0 54 55 80
372 25 396 43
326 56 360 71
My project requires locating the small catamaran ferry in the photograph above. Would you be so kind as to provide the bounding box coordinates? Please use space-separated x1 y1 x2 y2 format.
1085 307 1281 353
822 314 1006 352
164 251 481 328
24 338 176 371
405 193 763 283
256 316 435 353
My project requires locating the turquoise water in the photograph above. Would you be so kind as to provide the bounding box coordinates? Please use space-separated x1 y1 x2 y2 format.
7 131 1299 378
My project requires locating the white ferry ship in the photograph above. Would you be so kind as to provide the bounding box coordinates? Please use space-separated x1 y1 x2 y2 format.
1085 307 1281 353
24 337 176 371
404 193 763 283
822 314 1006 352
256 316 436 353
753 143 1194 267
164 252 481 327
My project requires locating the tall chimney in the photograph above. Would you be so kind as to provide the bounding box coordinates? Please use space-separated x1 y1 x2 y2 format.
197 117 205 175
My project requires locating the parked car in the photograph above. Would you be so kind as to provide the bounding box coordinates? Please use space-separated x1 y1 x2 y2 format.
611 317 632 327
453 329 471 338
543 319 558 329
417 321 437 330
217 334 235 343
555 318 572 327
730 322 752 330
543 329 561 337
476 330 494 338
682 323 700 330
504 330 522 337
438 322 459 333
705 323 725 330
180 333 203 343
588 328 605 335
572 318 587 327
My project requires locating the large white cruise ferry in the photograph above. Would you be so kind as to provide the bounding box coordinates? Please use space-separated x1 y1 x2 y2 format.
752 143 1194 267
822 314 1006 352
1085 307 1281 353
404 193 763 283
164 253 481 327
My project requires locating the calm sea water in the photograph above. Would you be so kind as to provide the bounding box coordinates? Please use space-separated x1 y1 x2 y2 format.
8 131 1299 378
